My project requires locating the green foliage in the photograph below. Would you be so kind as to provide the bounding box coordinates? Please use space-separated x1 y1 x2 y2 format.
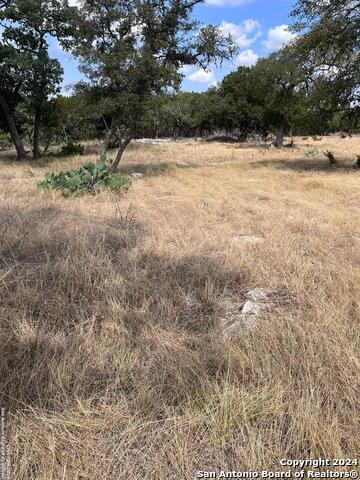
108 139 120 151
0 0 74 159
37 156 131 197
312 136 323 141
355 155 360 169
324 150 337 165
71 0 236 170
291 1 360 121
61 140 85 156
248 45 314 143
0 132 11 149
305 147 320 157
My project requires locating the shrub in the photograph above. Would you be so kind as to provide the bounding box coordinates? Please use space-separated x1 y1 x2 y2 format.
355 155 360 169
108 139 119 150
286 138 295 148
0 133 11 150
61 140 85 156
37 156 131 197
324 150 337 165
305 147 320 157
312 136 323 141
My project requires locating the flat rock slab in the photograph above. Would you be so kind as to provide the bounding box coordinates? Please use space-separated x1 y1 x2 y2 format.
135 138 182 144
231 235 264 246
176 162 191 168
130 172 144 179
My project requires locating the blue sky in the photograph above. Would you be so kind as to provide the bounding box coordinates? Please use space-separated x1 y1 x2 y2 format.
49 0 297 94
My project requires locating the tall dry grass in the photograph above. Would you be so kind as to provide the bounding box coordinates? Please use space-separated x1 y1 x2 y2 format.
0 136 359 479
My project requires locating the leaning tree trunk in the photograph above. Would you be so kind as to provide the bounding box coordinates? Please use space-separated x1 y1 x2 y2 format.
109 136 132 173
33 110 42 160
0 94 28 160
101 117 117 156
275 126 285 148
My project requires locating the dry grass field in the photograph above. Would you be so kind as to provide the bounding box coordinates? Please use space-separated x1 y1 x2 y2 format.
0 136 359 479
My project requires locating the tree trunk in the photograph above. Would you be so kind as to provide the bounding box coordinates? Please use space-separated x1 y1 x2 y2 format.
109 136 132 173
239 131 248 142
275 127 285 148
42 137 52 155
33 110 42 159
0 94 28 160
101 117 117 155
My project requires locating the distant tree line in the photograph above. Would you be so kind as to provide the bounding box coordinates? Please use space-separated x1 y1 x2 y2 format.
1 0 359 166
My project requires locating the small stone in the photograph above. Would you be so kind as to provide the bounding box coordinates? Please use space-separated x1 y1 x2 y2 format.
231 235 263 246
130 172 144 178
245 288 273 302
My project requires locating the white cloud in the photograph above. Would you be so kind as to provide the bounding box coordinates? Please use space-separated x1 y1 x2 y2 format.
241 19 260 34
219 19 261 48
263 24 296 51
235 49 259 67
206 0 253 7
187 69 215 84
180 65 193 75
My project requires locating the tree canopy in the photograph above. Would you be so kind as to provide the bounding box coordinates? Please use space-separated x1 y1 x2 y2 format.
70 0 236 170
0 0 359 161
0 0 73 159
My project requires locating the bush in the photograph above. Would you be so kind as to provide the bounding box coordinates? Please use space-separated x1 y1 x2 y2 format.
355 155 360 169
37 156 131 197
305 147 320 157
0 133 11 150
61 140 85 156
324 150 337 165
108 139 119 150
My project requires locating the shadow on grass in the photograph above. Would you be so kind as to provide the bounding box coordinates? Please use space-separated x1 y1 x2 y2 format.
223 142 268 150
0 202 247 411
0 150 199 180
119 161 173 177
250 157 359 173
119 161 198 177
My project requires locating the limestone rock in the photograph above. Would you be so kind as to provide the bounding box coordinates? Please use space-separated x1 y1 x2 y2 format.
176 162 191 168
130 172 144 179
226 288 274 335
245 288 273 302
231 235 263 246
